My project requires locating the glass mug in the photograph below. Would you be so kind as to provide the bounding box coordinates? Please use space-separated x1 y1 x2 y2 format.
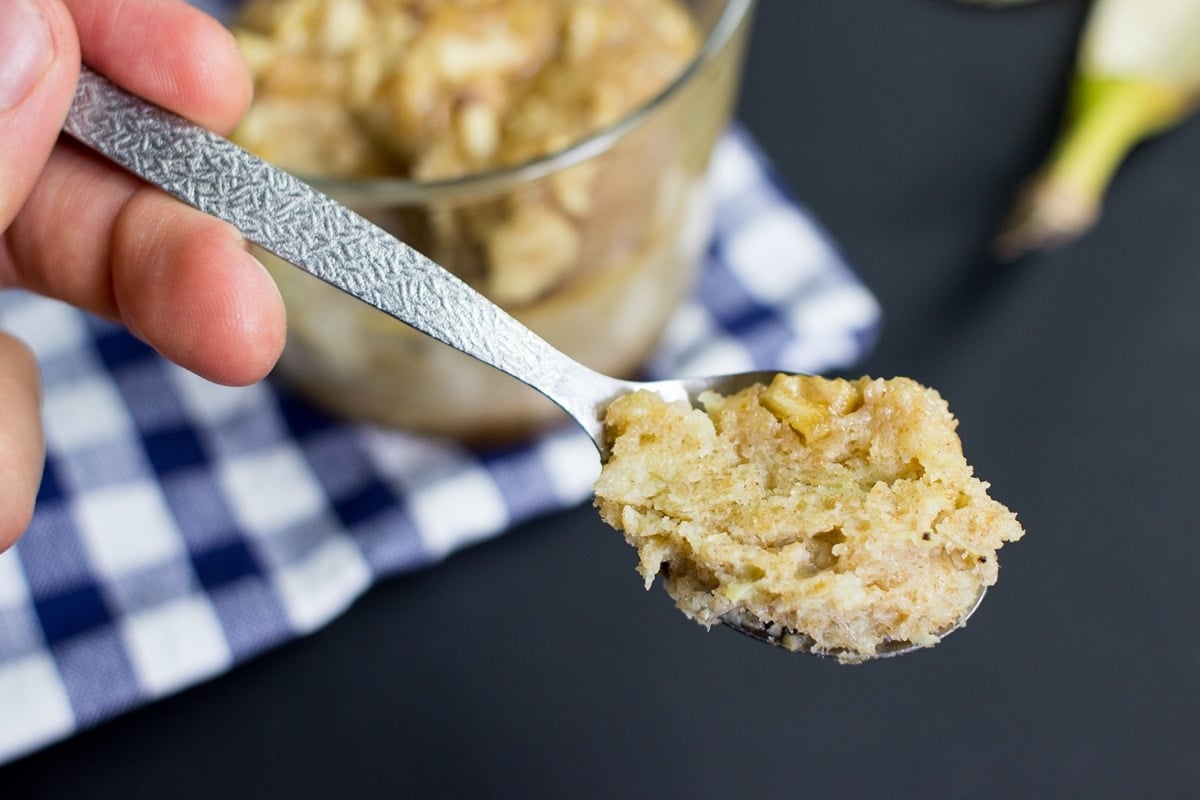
244 0 757 441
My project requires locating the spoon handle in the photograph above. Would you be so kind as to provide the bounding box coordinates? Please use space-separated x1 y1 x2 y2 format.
63 65 617 442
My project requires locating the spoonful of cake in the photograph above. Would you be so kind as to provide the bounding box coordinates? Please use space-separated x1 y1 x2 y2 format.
64 66 1023 663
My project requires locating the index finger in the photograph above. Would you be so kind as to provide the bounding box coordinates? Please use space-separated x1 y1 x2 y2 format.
65 0 251 133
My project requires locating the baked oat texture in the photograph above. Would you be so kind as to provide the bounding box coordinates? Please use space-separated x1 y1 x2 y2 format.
230 0 701 306
593 374 1025 662
232 0 698 180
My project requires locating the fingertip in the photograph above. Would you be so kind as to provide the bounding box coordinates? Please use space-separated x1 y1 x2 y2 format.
182 234 287 386
113 191 286 386
159 8 254 134
0 332 45 552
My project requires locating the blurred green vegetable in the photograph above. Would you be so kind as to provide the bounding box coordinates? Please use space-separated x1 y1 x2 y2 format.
994 0 1200 258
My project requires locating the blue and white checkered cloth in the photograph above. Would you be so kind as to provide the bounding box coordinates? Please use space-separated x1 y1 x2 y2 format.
0 127 880 763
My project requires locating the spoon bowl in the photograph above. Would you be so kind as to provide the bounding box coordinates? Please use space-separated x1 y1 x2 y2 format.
720 587 987 661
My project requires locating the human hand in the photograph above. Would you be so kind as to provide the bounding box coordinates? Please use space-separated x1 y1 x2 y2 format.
0 0 286 551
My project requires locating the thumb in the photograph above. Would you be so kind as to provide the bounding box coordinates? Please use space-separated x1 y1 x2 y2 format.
0 0 79 232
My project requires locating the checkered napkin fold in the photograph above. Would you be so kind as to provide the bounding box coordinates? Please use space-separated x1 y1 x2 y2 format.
0 128 880 764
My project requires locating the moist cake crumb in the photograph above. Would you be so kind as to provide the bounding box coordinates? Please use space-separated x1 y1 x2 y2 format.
593 374 1024 662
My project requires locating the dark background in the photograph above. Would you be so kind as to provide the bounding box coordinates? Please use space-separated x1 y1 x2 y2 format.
9 1 1200 796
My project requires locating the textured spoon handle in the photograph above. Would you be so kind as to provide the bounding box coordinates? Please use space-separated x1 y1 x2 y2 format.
63 66 613 437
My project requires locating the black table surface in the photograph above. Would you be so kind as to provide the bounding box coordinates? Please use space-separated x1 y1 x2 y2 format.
9 2 1200 797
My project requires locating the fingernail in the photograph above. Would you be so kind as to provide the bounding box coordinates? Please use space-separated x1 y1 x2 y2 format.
0 0 54 111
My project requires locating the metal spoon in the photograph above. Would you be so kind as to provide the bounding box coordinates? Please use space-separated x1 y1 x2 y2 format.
63 65 983 659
